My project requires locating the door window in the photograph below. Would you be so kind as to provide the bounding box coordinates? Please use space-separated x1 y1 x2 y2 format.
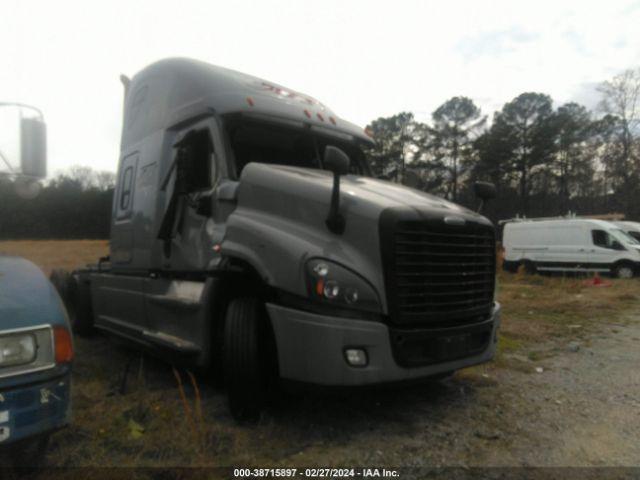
591 230 623 250
175 129 215 192
116 153 138 220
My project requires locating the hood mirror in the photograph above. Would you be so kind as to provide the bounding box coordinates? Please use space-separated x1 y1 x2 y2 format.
473 181 496 213
324 146 350 176
324 146 350 234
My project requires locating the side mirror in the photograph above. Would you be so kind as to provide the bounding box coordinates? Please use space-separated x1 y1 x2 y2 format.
473 181 496 201
20 117 47 178
324 146 350 176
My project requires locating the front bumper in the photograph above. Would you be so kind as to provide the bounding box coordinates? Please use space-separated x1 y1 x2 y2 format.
0 374 71 446
267 302 501 386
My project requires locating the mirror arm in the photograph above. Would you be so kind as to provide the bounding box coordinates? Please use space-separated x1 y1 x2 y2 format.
326 172 345 234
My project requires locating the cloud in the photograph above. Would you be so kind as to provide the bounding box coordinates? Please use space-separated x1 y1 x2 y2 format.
456 28 539 61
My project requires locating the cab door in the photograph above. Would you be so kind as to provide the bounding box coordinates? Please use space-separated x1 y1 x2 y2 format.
93 151 149 340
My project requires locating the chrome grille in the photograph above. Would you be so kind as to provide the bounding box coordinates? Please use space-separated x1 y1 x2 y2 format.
380 211 496 327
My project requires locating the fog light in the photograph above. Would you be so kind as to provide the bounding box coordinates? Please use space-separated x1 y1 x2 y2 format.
345 348 368 367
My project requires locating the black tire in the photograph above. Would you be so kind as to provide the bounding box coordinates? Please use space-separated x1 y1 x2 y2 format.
520 260 537 275
50 270 94 336
50 269 72 309
612 262 635 279
72 275 95 336
223 297 269 422
502 261 518 274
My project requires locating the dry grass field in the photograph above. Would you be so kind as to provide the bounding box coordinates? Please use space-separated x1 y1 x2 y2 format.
0 240 109 276
2 240 640 476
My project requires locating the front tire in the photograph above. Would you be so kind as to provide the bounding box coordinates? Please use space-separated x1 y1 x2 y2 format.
223 297 270 422
612 262 635 279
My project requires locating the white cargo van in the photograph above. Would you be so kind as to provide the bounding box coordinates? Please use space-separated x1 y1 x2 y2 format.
502 219 640 278
613 221 640 242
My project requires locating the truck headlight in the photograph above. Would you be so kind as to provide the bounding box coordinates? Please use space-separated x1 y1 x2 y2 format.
0 333 37 367
306 259 382 313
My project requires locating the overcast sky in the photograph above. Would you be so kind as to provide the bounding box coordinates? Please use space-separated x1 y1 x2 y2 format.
2 0 639 175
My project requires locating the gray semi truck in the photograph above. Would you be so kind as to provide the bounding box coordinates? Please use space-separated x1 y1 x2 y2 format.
57 58 500 420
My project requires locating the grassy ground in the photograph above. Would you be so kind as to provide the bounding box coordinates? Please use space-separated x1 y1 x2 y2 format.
494 269 640 369
2 240 640 475
0 239 108 276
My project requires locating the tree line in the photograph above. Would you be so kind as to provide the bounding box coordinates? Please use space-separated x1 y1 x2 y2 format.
0 166 114 239
1 68 638 239
365 68 640 223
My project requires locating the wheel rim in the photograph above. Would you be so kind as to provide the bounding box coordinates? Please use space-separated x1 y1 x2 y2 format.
618 266 634 279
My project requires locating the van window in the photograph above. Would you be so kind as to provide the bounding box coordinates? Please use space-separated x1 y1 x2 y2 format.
628 231 640 242
592 230 622 250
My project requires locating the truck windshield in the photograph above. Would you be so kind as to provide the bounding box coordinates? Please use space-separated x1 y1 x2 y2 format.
225 118 370 178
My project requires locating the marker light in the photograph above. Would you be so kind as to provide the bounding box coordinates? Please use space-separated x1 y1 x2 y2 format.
304 109 311 118
54 326 74 364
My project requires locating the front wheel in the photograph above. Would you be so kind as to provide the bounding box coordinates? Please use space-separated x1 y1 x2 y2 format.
223 297 270 422
612 263 635 279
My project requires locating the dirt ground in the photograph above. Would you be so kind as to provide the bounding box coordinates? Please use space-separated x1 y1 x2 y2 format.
47 315 639 470
1 240 639 476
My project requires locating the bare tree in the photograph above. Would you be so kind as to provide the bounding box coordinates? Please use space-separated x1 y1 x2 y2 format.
598 68 640 215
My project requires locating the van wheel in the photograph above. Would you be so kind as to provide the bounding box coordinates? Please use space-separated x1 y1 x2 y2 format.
612 263 635 279
224 297 269 422
520 261 536 275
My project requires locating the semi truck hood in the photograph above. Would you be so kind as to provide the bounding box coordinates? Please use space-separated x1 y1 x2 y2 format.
236 163 480 222
224 163 490 303
0 256 68 331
